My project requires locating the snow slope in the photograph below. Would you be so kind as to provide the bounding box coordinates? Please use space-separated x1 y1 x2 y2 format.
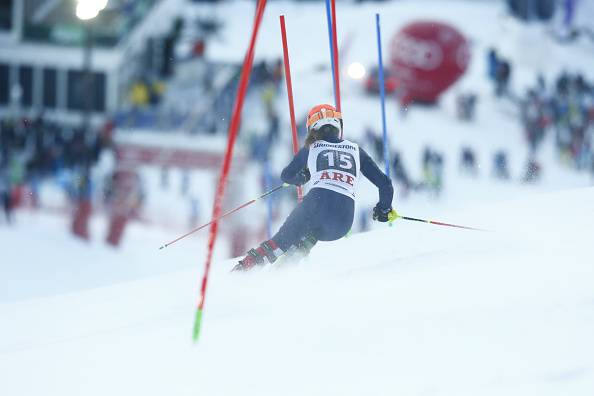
0 212 229 302
1 187 593 396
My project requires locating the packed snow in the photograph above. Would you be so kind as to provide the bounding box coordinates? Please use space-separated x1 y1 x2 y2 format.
2 187 594 395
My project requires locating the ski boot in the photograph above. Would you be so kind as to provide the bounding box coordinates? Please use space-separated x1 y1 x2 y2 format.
232 240 284 272
279 234 318 266
297 234 317 255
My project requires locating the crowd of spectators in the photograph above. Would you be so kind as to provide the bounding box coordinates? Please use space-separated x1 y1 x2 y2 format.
485 44 594 182
0 117 112 224
363 129 448 199
518 72 594 172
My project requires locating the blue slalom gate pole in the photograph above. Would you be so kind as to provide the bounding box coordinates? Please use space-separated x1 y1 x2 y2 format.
325 0 338 107
376 13 390 177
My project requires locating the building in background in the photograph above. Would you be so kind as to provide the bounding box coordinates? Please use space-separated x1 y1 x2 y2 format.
0 0 179 126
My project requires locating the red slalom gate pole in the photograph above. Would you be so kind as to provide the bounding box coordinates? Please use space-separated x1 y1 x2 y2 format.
192 0 267 342
279 15 303 203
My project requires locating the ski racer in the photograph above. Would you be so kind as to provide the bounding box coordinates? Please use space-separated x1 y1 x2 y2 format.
233 104 396 271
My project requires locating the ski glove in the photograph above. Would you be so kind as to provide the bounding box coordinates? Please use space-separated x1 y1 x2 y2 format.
293 168 311 186
373 204 398 223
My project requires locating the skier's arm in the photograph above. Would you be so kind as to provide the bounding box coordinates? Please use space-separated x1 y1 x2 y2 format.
360 148 394 209
281 147 310 186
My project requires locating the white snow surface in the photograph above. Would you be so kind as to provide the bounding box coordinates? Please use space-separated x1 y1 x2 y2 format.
2 1 594 395
1 187 594 395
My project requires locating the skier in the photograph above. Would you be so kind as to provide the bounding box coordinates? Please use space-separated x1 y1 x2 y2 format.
233 104 396 271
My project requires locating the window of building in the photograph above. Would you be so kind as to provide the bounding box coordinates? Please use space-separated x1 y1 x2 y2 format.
43 68 57 109
0 1 12 31
67 69 106 113
19 65 34 108
93 72 106 112
0 63 8 105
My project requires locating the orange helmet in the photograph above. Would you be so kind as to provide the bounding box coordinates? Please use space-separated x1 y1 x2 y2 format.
306 104 342 133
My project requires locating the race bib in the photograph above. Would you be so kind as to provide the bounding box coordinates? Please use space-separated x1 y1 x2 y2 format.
307 140 360 199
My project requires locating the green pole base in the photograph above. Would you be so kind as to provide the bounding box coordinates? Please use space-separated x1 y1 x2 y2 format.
192 308 203 342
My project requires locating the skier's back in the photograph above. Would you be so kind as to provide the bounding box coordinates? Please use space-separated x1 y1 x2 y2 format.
234 104 395 270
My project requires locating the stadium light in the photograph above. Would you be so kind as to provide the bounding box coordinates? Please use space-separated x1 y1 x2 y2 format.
347 62 366 80
96 0 108 11
76 2 98 20
75 0 108 20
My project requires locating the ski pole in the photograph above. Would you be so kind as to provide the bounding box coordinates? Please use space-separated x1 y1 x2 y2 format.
159 183 288 250
389 211 488 232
